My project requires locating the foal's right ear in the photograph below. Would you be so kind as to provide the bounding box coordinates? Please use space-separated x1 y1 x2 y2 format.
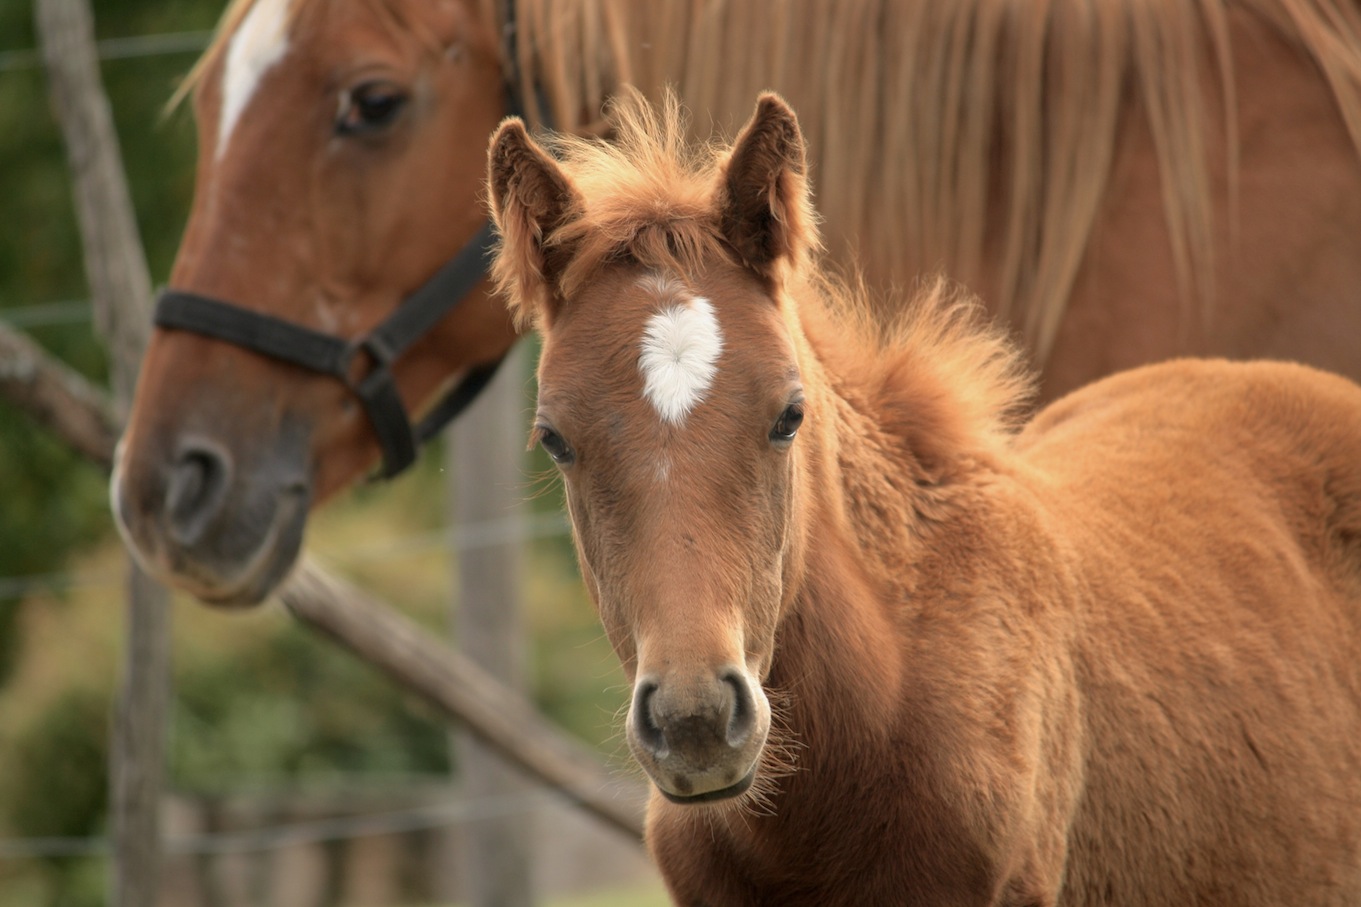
487 119 578 326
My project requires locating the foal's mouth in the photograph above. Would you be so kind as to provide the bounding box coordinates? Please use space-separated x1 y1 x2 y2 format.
657 766 758 805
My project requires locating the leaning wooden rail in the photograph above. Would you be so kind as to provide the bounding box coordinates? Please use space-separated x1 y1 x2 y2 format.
281 559 645 839
0 323 646 841
0 320 118 468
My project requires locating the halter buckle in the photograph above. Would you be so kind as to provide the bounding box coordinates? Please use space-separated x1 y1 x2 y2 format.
340 334 396 391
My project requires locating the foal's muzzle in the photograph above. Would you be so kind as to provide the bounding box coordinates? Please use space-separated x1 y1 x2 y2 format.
627 666 770 802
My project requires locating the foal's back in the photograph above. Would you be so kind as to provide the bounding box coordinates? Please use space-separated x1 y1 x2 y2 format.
1019 359 1361 904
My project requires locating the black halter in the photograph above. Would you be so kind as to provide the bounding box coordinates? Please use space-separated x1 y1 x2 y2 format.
154 220 502 479
154 4 541 480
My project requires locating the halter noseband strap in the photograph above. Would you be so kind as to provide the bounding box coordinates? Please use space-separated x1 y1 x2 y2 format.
154 220 502 480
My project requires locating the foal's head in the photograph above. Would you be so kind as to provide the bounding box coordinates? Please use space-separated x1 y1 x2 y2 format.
490 94 818 803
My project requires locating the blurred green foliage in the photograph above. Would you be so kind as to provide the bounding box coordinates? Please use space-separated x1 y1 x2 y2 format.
4 687 109 840
0 0 215 678
0 686 110 907
172 622 453 786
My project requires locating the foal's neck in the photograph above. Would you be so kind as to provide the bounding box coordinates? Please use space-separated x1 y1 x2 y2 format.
769 295 1005 752
800 351 936 604
765 345 927 736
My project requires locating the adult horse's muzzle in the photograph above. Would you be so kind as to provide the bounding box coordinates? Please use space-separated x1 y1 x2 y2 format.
627 665 772 803
111 424 311 606
110 222 507 606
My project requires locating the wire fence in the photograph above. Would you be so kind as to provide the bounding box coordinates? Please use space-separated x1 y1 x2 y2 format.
0 499 582 866
0 507 585 864
0 298 93 328
0 778 639 860
0 511 570 601
0 29 211 72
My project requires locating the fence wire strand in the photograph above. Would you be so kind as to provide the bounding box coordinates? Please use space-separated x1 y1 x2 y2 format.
0 512 570 601
0 779 641 860
0 29 211 72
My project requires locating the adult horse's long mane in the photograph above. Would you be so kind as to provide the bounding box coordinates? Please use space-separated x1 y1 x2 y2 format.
496 0 1361 361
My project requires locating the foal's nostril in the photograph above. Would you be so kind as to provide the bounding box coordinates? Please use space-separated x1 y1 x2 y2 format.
632 679 668 758
723 670 757 747
165 444 233 547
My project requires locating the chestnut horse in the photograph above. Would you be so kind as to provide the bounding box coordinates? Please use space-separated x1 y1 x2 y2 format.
114 0 1361 604
487 92 1361 905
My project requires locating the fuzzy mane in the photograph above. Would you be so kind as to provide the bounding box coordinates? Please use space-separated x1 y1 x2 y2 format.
806 276 1035 466
494 90 1032 462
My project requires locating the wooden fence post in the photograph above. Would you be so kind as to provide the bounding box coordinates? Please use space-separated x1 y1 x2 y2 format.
34 1 171 904
447 345 534 905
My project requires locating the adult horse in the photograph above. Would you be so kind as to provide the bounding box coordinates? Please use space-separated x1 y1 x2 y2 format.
487 90 1361 906
113 0 1361 603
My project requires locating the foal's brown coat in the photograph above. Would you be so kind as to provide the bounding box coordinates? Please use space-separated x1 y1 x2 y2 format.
490 95 1361 904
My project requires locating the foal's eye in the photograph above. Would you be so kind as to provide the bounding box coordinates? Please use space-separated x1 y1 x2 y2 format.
535 425 575 466
335 81 408 136
770 402 804 445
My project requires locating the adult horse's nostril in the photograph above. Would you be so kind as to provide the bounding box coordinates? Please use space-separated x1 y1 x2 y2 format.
722 670 757 747
165 444 233 548
631 679 668 759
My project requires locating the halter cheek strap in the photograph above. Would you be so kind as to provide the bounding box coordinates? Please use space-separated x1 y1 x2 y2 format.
154 220 502 479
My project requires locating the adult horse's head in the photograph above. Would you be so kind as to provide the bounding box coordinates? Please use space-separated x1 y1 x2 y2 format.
113 0 519 605
489 93 819 804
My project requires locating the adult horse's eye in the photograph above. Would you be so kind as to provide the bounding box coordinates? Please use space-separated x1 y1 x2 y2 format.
335 81 408 136
535 425 575 466
770 402 804 445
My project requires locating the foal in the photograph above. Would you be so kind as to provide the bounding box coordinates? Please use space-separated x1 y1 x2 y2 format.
488 93 1361 905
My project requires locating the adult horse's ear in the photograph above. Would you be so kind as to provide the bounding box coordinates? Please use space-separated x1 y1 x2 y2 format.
718 93 817 280
488 118 578 326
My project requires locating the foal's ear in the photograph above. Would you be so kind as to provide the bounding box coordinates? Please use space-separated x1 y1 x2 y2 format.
718 93 816 280
487 119 578 326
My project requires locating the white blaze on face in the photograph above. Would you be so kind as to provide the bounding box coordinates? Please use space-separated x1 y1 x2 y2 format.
217 0 294 158
638 278 724 425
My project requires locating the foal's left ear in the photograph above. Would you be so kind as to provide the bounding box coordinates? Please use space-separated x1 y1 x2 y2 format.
487 118 579 326
718 93 816 280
